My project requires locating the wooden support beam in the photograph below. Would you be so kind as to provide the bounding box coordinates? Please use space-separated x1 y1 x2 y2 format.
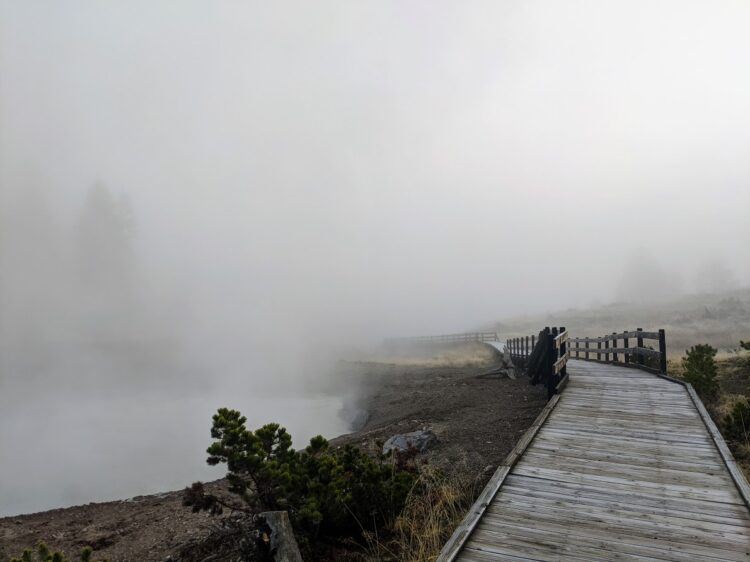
636 327 644 367
611 332 618 363
659 328 667 374
623 331 630 364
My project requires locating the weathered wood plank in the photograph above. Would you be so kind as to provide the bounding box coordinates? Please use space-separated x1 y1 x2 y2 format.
436 395 561 562
499 484 750 527
503 474 750 522
473 516 750 562
490 493 750 540
519 451 736 488
449 359 750 561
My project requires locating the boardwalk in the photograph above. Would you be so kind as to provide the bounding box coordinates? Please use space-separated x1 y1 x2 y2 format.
441 359 750 561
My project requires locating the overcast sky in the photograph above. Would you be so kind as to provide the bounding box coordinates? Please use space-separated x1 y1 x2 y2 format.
2 0 750 340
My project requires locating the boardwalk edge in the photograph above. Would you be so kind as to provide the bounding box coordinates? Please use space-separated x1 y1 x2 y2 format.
685 382 750 509
655 371 750 509
435 392 562 562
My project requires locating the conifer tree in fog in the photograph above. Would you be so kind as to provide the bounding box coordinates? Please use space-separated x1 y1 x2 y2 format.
76 183 135 296
75 183 142 343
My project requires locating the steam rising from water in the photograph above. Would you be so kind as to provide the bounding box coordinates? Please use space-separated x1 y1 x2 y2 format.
2 1 750 515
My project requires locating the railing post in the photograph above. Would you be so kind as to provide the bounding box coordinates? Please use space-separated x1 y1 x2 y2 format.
585 340 590 360
532 334 535 351
636 328 644 367
559 326 567 379
597 340 601 361
525 336 530 358
624 331 630 365
659 329 667 374
547 328 557 399
611 332 618 363
604 337 609 362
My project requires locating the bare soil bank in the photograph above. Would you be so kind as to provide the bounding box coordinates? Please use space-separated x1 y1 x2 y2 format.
331 356 548 483
0 347 547 562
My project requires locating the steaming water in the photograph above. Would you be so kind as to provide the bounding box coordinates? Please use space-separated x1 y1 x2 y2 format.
0 383 349 517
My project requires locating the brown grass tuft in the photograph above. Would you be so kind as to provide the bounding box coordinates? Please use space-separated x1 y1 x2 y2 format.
362 465 477 562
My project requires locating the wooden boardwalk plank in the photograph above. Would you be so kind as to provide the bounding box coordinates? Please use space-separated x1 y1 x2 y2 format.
441 359 750 561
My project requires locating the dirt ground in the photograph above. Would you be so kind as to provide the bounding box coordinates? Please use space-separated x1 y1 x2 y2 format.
0 344 547 562
0 481 233 562
331 348 548 483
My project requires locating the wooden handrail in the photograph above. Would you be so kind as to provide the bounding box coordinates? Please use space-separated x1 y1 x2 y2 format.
553 330 569 348
508 325 667 399
570 328 667 374
553 351 569 374
571 330 660 343
387 331 499 344
506 333 536 360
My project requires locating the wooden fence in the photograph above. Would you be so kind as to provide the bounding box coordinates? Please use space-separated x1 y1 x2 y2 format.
569 328 667 374
544 327 569 398
506 334 536 362
507 326 569 399
387 331 499 345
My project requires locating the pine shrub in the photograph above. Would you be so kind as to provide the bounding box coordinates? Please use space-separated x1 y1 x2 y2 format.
9 543 104 562
682 344 719 404
723 398 750 446
184 408 418 541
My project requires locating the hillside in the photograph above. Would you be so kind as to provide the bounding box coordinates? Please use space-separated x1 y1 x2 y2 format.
494 287 750 356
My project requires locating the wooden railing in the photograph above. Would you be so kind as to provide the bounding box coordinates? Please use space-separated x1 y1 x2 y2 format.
569 328 667 374
546 327 569 398
387 331 499 345
509 326 569 399
506 334 536 362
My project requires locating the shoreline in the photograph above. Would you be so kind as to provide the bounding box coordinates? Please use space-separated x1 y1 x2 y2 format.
0 345 547 561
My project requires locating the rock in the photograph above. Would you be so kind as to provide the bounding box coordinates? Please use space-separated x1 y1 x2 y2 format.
382 429 438 455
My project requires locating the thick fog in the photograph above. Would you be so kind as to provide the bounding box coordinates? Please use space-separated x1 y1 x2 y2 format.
2 1 750 516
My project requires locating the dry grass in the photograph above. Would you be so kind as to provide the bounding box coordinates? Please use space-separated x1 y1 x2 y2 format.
371 342 496 368
718 393 750 480
362 465 477 562
495 287 750 356
708 354 750 478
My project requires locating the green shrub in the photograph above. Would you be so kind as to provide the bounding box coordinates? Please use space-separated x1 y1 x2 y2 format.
185 408 418 540
723 398 750 446
683 344 719 404
9 543 103 562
